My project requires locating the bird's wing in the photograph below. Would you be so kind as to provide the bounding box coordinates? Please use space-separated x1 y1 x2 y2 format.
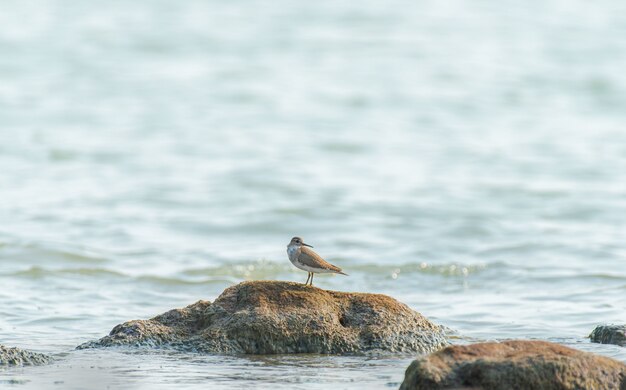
299 247 343 273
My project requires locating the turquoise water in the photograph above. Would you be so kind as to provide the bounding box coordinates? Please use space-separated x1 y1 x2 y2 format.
1 0 625 388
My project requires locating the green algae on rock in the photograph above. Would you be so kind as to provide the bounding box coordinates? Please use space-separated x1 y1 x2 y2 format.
590 324 626 347
0 345 50 366
400 340 626 390
78 280 448 354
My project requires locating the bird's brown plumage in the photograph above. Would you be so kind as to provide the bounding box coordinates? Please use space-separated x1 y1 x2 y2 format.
298 246 346 274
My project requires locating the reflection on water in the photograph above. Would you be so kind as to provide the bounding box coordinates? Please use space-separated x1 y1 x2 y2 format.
1 0 625 388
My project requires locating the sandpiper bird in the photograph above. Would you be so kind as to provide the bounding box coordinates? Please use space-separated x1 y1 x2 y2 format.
286 237 347 286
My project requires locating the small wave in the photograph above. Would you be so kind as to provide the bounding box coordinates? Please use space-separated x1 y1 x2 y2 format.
351 261 491 278
320 142 369 154
0 240 111 264
10 266 126 279
23 316 85 325
5 261 291 286
532 273 626 284
136 275 236 286
182 259 291 279
576 273 626 281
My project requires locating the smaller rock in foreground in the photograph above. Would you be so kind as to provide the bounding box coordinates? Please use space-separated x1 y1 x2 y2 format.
400 340 626 390
0 345 50 366
590 324 626 347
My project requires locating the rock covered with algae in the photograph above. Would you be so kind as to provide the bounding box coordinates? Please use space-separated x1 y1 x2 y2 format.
78 280 448 354
0 345 50 366
590 324 626 347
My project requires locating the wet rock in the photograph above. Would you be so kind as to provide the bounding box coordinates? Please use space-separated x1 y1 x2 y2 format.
78 280 448 354
0 345 50 366
590 324 626 347
400 340 626 390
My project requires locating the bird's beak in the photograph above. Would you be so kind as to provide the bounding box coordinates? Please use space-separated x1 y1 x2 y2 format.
302 242 313 248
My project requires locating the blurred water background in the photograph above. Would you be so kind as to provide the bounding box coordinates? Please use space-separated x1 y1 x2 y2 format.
1 0 625 389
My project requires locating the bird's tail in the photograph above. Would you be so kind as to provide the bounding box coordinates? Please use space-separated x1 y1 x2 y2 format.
337 270 348 276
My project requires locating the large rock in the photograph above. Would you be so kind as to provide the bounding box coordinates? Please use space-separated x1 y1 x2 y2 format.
400 340 626 390
78 281 448 354
0 345 49 366
591 324 626 347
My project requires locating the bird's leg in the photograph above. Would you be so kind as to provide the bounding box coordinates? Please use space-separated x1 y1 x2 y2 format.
305 272 311 285
309 273 314 286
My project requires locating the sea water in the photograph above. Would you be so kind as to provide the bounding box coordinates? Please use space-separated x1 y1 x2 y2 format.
0 0 625 388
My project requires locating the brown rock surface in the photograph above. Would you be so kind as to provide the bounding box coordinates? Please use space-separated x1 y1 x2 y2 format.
400 340 626 390
78 280 448 354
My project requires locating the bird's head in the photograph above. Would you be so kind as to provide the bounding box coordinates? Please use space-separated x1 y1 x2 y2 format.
288 236 313 248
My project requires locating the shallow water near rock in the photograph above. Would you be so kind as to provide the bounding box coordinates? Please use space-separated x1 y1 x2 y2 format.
1 0 626 388
1 349 416 390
